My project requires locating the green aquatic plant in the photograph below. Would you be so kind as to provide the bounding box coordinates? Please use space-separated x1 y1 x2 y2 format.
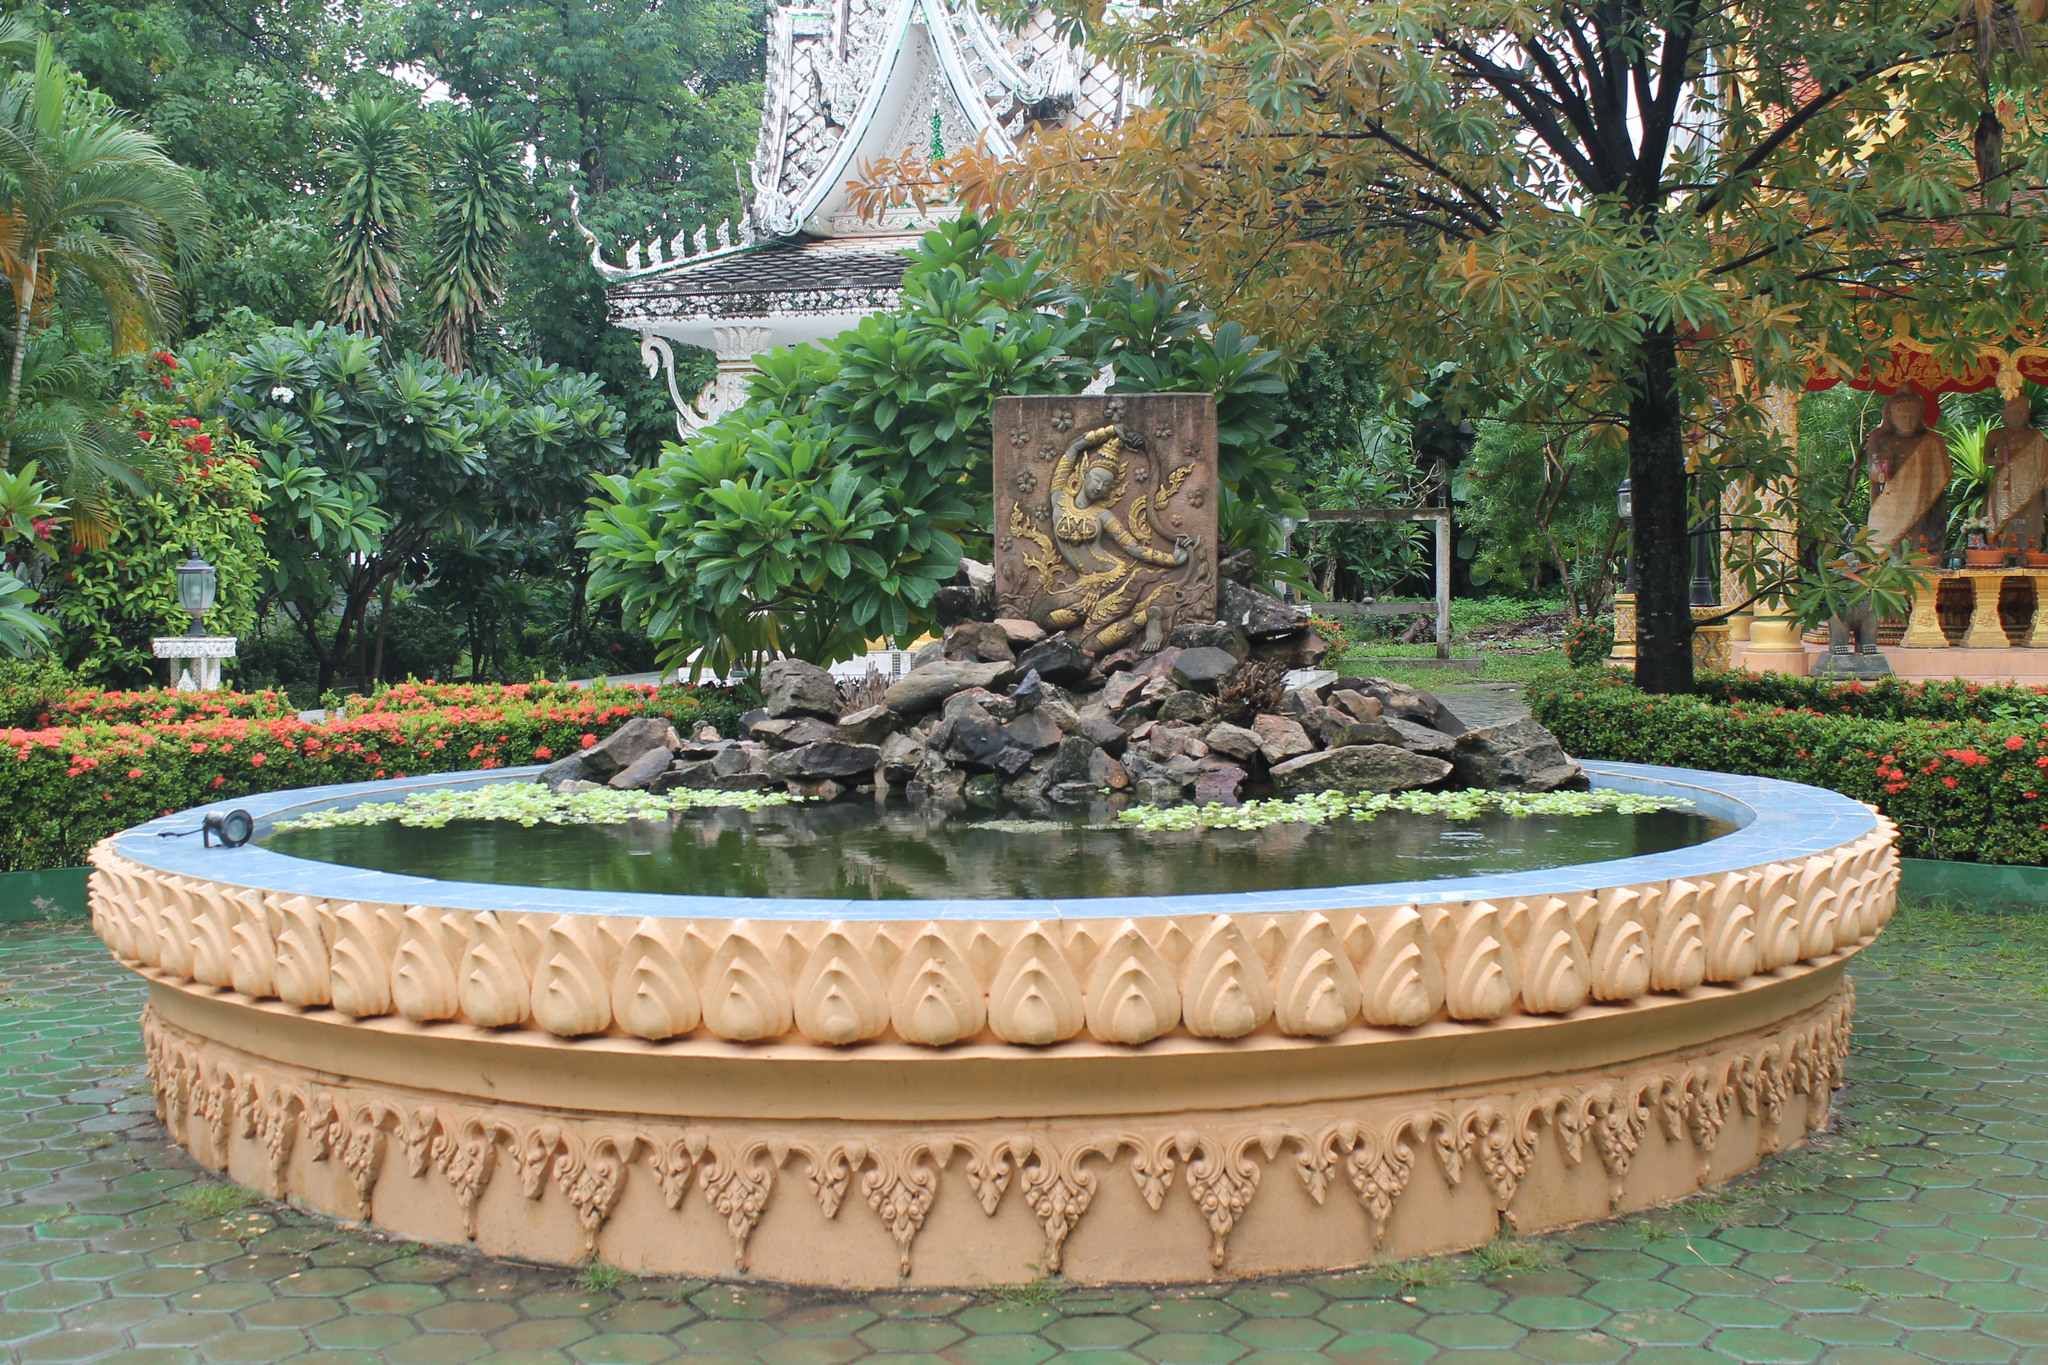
274 781 799 831
1113 788 1688 832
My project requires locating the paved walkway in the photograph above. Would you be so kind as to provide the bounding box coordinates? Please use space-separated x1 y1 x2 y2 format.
2 903 2045 1365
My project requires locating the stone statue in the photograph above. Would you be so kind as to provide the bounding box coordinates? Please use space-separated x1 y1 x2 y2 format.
994 394 1218 652
1986 394 2048 550
1864 391 1950 557
1815 523 1891 678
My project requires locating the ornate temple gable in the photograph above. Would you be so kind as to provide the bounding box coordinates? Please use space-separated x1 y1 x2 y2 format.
750 0 1134 240
594 0 1134 433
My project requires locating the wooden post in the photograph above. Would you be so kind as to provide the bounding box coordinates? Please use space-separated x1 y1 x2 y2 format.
1302 507 1454 658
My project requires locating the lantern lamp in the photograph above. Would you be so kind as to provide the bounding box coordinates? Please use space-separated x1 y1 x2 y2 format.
174 548 218 636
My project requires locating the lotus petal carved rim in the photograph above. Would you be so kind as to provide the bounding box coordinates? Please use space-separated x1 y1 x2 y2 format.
90 764 1897 1051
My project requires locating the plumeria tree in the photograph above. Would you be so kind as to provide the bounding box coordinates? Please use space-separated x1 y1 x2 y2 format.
862 0 2048 692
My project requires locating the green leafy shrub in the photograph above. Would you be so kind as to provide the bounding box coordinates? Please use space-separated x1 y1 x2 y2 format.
0 658 75 730
584 216 1301 676
0 682 718 872
36 395 271 685
1563 617 1615 667
1528 671 2048 865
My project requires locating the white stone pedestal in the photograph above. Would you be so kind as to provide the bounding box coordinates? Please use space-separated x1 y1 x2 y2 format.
152 636 237 691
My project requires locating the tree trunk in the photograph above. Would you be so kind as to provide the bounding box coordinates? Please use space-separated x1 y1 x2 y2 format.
1628 327 1695 694
0 256 38 468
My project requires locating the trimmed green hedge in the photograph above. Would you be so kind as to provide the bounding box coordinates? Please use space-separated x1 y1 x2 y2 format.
1529 670 2048 866
0 682 740 872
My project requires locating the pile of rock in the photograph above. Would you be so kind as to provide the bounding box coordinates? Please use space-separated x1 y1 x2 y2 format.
539 619 1584 807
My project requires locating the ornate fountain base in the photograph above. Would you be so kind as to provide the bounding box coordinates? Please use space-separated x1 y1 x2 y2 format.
140 962 1853 1287
97 761 1893 1287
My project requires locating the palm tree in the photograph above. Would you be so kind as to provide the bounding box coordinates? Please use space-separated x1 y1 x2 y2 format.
323 95 421 339
423 111 524 372
0 36 206 468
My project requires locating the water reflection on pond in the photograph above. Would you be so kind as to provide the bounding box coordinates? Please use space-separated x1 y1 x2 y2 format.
265 797 1733 901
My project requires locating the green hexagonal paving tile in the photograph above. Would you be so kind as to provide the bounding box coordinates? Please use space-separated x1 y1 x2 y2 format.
6 905 2048 1365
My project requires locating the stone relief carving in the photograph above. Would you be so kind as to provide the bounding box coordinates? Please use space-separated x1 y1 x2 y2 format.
142 986 1854 1277
995 394 1220 650
90 824 1898 1051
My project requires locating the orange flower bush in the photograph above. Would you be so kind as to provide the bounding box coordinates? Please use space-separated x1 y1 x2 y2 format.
1530 671 2048 865
0 682 739 871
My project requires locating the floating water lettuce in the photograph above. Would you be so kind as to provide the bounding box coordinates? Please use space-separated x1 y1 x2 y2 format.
274 782 799 831
1114 788 1688 832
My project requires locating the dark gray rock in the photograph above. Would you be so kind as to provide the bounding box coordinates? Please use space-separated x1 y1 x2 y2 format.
761 658 844 720
942 688 1003 721
698 772 781 792
1386 716 1456 758
946 713 1010 766
745 715 798 745
1220 579 1304 639
837 705 900 745
878 733 924 784
1201 722 1263 764
1170 647 1239 693
1016 634 1093 685
764 741 883 781
1252 713 1315 764
994 746 1036 777
1002 708 1065 752
1451 718 1585 792
737 706 771 730
607 746 676 790
1248 627 1332 669
1304 706 1404 750
1010 668 1043 712
651 759 717 792
539 753 593 792
1076 716 1127 754
1217 549 1257 585
1270 744 1454 795
711 745 756 778
1194 764 1247 805
944 621 1016 663
911 640 947 669
555 778 603 794
580 717 682 779
1156 690 1213 724
1133 776 1184 803
1166 622 1250 661
775 717 847 749
1046 780 1097 805
883 660 1016 714
1047 735 1099 785
1358 678 1466 736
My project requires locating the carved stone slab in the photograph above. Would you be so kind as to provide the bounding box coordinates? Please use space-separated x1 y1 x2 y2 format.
992 393 1218 652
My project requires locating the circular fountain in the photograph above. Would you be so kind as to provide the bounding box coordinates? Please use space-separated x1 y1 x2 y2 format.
91 761 1891 1286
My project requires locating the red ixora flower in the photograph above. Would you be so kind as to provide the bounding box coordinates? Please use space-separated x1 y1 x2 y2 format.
126 767 143 779
1942 776 1959 788
2007 735 2027 751
182 434 212 455
153 351 178 368
534 747 553 759
249 752 266 766
580 733 597 748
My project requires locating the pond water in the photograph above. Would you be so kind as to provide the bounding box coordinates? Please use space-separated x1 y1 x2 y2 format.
263 800 1733 901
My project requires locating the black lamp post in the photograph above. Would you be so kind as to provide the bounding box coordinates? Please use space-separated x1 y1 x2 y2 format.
174 548 218 636
1617 479 1635 595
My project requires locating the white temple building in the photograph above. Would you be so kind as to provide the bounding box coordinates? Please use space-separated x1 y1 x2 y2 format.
588 0 1135 433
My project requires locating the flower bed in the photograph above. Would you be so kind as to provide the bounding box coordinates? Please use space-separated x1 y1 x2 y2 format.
1529 670 2048 865
0 683 731 872
35 688 298 727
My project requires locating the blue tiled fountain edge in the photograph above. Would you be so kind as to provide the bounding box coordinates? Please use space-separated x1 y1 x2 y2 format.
110 761 1877 922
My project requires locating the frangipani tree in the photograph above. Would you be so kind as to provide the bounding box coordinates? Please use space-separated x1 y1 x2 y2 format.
861 0 2048 692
